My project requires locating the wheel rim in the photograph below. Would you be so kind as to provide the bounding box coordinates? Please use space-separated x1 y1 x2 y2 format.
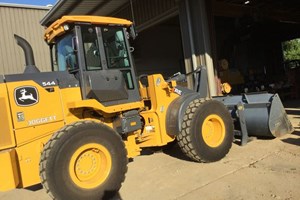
202 114 225 148
69 143 112 189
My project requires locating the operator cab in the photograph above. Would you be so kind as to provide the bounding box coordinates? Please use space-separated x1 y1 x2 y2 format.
45 16 140 106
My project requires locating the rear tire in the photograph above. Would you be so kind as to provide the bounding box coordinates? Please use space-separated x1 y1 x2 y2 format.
40 120 127 200
177 99 234 162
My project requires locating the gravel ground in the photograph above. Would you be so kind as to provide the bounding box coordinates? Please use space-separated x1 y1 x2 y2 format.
0 100 299 200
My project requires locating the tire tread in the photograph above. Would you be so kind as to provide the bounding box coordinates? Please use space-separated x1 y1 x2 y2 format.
177 99 207 162
39 120 127 200
177 99 233 163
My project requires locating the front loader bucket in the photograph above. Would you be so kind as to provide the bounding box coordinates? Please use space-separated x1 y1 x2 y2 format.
215 93 294 138
269 94 294 137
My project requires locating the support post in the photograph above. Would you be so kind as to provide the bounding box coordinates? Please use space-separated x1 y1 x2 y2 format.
178 0 217 97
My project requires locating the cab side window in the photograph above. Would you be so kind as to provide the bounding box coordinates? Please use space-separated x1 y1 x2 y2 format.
56 33 78 71
102 27 130 68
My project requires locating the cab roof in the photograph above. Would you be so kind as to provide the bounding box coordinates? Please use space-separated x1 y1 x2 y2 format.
44 15 132 43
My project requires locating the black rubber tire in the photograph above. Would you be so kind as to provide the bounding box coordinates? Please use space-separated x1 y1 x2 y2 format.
177 99 234 162
39 120 127 200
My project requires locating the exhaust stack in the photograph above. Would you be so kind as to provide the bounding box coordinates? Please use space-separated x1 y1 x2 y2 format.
14 34 40 73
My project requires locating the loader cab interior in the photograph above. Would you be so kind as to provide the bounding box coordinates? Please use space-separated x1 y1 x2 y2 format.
49 19 141 106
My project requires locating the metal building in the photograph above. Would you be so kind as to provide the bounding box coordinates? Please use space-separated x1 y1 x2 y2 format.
41 0 300 98
41 0 217 95
0 3 50 74
1 0 300 98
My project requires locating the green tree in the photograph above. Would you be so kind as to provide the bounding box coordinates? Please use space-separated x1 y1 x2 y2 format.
282 39 300 61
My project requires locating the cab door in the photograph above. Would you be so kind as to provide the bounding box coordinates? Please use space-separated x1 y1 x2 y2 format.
76 25 141 107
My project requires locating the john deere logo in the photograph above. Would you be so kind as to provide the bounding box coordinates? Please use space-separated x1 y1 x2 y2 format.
14 86 39 106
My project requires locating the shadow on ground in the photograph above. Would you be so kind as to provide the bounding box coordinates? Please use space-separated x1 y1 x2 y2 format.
105 192 123 200
281 131 300 147
285 109 300 115
25 184 123 200
293 130 300 136
25 184 43 191
162 142 193 162
139 141 192 162
283 98 300 109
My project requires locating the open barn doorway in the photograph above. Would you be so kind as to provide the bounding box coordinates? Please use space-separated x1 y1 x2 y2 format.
131 16 185 79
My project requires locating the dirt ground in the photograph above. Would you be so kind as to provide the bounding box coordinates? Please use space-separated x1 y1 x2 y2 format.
0 100 299 200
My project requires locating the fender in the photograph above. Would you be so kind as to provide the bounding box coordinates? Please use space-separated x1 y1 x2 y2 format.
166 93 202 136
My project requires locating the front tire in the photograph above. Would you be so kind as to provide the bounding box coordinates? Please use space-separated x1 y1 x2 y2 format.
177 99 234 162
40 121 127 200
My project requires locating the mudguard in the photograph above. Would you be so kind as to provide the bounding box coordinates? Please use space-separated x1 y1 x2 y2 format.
166 93 202 136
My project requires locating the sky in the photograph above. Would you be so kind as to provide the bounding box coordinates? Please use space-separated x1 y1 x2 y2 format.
0 0 57 6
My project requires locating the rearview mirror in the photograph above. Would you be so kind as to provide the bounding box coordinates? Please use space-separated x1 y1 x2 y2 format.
129 25 137 40
72 36 78 52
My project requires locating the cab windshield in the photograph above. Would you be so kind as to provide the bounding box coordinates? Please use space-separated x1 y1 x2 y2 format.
51 26 131 72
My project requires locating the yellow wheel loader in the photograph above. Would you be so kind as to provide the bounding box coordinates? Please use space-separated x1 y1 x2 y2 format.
0 16 293 200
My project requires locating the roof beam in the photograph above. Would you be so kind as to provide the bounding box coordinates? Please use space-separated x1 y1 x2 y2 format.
64 1 82 15
87 0 110 15
213 1 300 24
213 1 254 17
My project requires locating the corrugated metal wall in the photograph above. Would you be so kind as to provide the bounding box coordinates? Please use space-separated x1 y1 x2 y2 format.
0 5 50 74
112 0 182 77
113 0 178 31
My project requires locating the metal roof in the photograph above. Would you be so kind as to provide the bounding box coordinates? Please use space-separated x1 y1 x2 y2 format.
40 0 128 27
0 2 50 10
